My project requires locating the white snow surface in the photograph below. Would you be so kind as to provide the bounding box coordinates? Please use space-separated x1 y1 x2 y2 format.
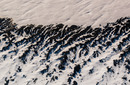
0 0 130 27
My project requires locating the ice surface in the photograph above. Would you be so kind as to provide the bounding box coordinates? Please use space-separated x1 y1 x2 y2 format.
0 0 130 27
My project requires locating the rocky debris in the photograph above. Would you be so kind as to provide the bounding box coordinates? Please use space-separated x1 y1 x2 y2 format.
0 17 129 85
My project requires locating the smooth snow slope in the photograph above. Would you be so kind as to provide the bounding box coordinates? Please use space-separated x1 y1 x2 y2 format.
0 0 130 26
